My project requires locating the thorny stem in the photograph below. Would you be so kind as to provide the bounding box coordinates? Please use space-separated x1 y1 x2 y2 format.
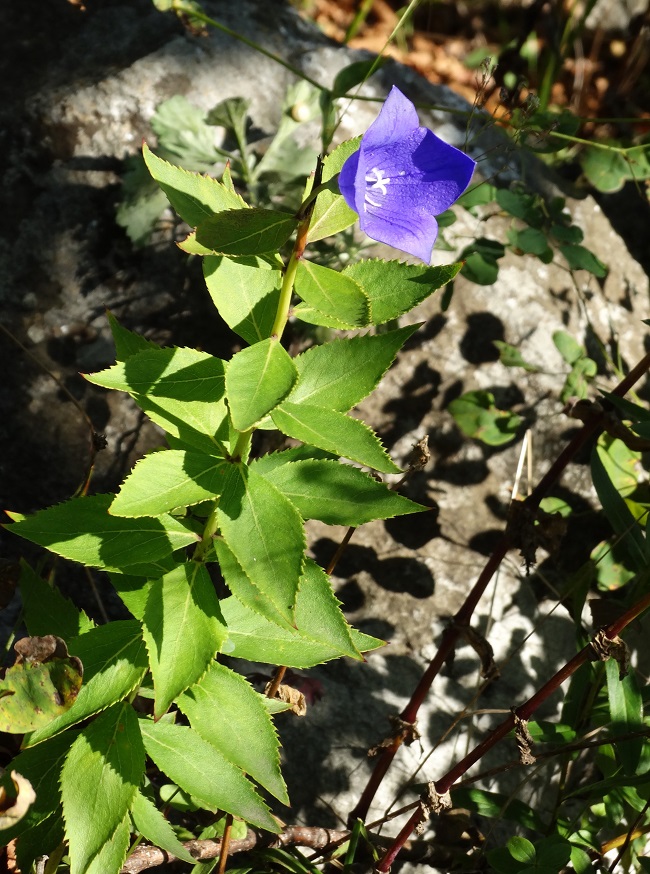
376 589 650 872
350 348 650 836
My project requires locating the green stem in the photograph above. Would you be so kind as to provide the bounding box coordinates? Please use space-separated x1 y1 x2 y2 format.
271 249 301 339
194 504 220 563
232 429 252 463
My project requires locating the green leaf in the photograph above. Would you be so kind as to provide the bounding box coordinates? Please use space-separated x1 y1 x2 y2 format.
580 143 650 193
215 538 294 629
222 559 369 666
450 787 547 832
217 464 305 624
606 659 644 775
272 402 400 473
559 244 607 277
493 341 539 372
550 223 583 244
226 338 297 431
178 662 288 804
19 560 94 639
140 720 280 832
106 311 159 361
83 815 131 874
552 330 583 365
508 836 536 864
496 187 544 225
294 260 369 326
206 96 250 142
307 138 361 242
143 143 244 227
332 59 382 97
289 324 420 411
26 621 148 745
150 96 225 168
448 390 522 446
195 209 298 256
203 255 281 344
111 450 229 517
591 444 646 572
292 302 362 330
61 703 144 874
260 459 426 525
0 640 83 733
6 495 198 573
458 182 497 209
508 226 552 258
85 346 228 456
142 563 227 718
344 259 461 324
131 791 196 865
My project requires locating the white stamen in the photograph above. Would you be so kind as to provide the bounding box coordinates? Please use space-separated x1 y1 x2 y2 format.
364 167 390 211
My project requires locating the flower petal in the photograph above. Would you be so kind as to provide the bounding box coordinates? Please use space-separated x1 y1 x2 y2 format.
338 86 476 261
359 86 421 150
338 148 361 213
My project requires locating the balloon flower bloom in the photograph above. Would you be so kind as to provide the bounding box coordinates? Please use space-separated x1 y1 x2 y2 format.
339 86 476 263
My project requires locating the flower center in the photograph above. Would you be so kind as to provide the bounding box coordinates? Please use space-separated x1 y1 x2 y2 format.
364 167 390 210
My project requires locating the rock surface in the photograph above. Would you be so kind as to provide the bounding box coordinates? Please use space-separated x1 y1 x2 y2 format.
1 0 649 869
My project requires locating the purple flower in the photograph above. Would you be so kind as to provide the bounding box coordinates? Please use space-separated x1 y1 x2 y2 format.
339 86 476 263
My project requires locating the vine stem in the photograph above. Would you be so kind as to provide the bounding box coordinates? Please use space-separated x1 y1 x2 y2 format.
349 348 650 829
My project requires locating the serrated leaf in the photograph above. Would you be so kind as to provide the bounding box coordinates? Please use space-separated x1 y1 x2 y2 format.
6 495 198 573
226 338 297 432
111 450 229 517
195 209 298 256
294 260 369 326
178 662 288 804
271 402 400 473
62 703 144 874
142 564 227 719
289 324 419 411
140 720 279 832
203 255 281 344
307 138 361 242
19 560 94 639
343 259 461 324
131 791 196 864
26 621 148 745
106 312 159 361
85 346 228 457
151 96 224 168
292 302 361 330
0 642 83 733
261 459 425 524
221 559 373 667
217 465 305 624
83 815 131 874
215 538 294 629
143 143 243 226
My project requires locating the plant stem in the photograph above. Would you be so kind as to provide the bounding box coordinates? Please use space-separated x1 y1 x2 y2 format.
350 348 650 828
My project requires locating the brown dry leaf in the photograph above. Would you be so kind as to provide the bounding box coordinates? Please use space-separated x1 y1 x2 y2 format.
0 770 37 830
266 683 307 716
